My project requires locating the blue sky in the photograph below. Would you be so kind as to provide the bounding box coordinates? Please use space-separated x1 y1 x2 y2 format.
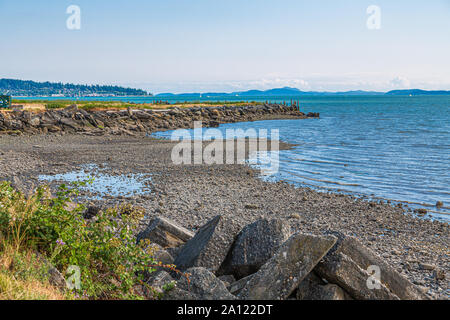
0 0 449 93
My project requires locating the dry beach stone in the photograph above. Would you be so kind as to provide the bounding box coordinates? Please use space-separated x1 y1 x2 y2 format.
174 215 241 273
228 274 254 296
314 231 429 300
176 267 236 300
238 233 337 300
219 218 291 278
145 270 176 298
136 216 194 248
296 272 351 300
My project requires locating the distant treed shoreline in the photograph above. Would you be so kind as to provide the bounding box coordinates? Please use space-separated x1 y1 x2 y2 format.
0 79 150 97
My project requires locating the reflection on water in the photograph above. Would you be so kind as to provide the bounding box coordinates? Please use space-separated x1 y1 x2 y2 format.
38 164 151 200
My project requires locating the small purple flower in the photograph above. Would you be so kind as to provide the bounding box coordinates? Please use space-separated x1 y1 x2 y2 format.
56 239 66 246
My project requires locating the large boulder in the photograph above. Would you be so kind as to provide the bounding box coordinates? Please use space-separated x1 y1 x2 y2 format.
29 117 41 127
314 231 429 300
148 270 175 288
176 267 236 300
152 246 174 266
145 270 176 298
35 252 66 291
218 275 236 288
219 218 291 279
138 243 176 287
59 117 80 130
228 274 254 296
162 287 198 300
148 243 175 273
136 217 194 248
296 272 351 300
238 233 337 300
174 215 241 273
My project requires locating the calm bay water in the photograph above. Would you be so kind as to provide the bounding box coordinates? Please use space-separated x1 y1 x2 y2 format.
19 95 450 222
152 95 450 222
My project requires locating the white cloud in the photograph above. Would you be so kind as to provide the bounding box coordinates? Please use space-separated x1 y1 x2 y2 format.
120 75 450 94
243 78 311 91
389 76 411 88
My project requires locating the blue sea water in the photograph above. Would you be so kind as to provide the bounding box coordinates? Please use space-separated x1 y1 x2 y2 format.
151 95 450 223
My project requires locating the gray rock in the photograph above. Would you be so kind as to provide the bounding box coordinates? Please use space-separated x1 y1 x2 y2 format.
29 117 41 127
145 270 177 299
433 268 446 281
162 287 198 300
419 263 435 271
83 204 101 219
153 246 174 266
166 245 183 260
48 266 67 290
177 267 236 300
64 104 78 112
59 117 80 130
147 270 175 288
127 107 133 117
229 274 254 296
146 243 175 276
238 233 337 300
35 252 66 291
10 175 24 192
174 215 241 273
296 272 351 300
137 216 194 248
218 275 236 288
314 231 429 300
219 218 291 278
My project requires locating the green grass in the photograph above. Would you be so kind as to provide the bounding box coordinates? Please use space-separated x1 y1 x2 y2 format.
0 181 167 300
11 98 265 111
0 249 69 300
45 102 67 109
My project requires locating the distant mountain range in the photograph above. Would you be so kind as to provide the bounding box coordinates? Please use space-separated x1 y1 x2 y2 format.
155 87 450 98
0 79 150 97
1 79 449 98
385 89 450 96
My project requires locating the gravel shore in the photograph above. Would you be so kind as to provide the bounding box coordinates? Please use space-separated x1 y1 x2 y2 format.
0 133 448 299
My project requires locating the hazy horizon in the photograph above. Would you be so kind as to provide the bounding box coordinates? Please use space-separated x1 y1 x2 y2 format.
1 0 449 93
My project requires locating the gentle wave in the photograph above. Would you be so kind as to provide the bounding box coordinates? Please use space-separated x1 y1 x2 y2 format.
154 95 450 223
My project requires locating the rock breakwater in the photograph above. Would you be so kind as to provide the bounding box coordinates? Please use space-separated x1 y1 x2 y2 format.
0 104 318 135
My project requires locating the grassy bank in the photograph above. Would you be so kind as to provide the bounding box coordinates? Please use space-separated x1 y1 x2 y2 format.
9 99 264 112
0 181 164 300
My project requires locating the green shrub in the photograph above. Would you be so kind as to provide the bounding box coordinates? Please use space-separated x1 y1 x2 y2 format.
0 181 158 299
45 102 67 109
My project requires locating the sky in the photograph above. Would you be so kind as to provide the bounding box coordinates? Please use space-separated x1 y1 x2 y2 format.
0 0 449 93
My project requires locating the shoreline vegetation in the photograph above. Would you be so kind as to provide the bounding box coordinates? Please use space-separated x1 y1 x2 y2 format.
0 181 167 300
9 99 268 112
0 79 150 97
0 103 448 300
